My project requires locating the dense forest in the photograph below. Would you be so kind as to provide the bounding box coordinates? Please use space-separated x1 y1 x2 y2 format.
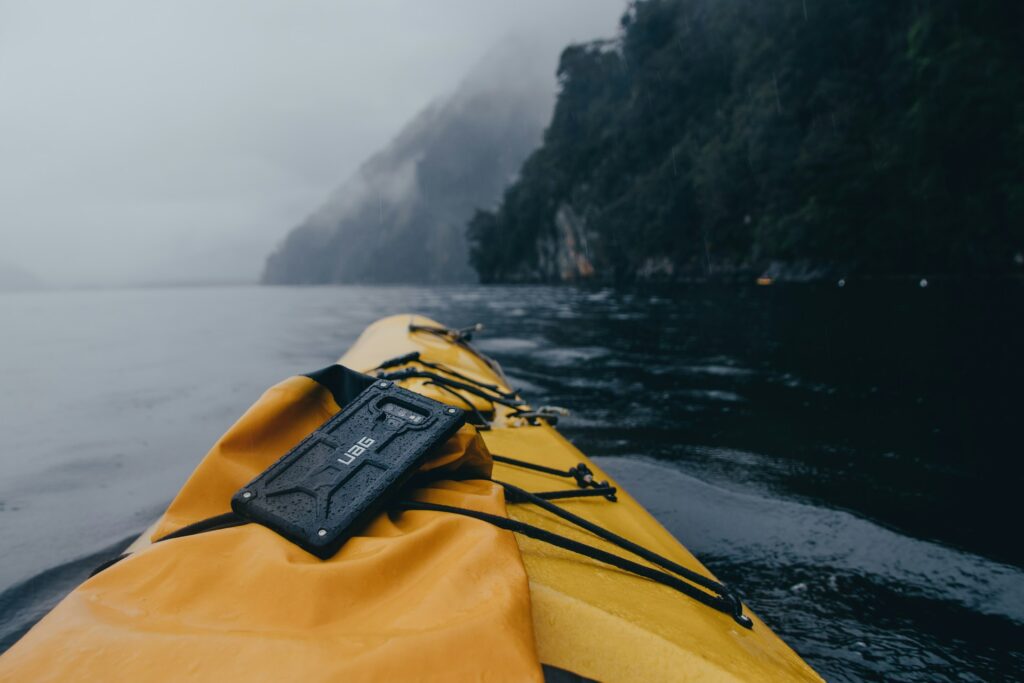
469 0 1024 282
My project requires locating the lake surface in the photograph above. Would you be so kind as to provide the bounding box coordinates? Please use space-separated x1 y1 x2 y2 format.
1 283 1022 681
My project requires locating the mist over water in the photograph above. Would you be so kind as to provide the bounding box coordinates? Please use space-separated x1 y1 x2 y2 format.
0 1 626 288
1 283 1022 681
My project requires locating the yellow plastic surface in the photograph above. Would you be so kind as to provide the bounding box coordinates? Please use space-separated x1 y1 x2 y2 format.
339 315 823 683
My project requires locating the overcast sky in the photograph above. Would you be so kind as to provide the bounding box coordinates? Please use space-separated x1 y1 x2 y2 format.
0 0 625 287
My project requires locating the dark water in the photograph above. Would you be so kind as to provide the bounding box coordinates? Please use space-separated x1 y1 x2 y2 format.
1 284 1022 681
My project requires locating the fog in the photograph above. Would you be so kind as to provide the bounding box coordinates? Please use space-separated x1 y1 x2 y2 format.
0 0 625 287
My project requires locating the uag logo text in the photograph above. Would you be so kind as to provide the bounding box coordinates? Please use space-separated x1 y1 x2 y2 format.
338 437 375 465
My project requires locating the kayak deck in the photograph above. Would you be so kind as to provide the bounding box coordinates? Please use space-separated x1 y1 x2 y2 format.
338 315 821 683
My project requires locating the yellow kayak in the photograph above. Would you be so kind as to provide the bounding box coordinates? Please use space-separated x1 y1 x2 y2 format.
0 315 821 682
340 316 822 682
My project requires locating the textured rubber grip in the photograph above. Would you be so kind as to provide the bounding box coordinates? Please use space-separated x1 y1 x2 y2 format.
232 380 465 558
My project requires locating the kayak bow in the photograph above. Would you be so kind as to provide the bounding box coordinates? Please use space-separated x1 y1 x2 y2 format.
0 315 822 683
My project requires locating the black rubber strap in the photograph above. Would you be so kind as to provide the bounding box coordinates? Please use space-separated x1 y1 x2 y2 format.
408 322 481 343
98 497 751 627
376 368 524 408
492 453 574 478
156 512 247 542
375 351 517 400
423 359 517 399
425 381 491 428
90 512 247 576
406 319 509 387
396 500 752 628
497 482 729 597
492 454 609 491
88 552 131 577
516 486 617 501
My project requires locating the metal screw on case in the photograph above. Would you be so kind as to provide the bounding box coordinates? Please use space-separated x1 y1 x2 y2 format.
447 408 457 414
242 491 252 499
378 381 390 388
317 529 327 537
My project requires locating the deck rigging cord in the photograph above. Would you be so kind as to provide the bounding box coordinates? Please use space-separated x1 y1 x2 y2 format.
406 319 508 379
117 473 750 629
92 329 752 629
423 380 492 428
375 367 525 409
491 453 613 495
372 332 752 626
408 322 484 343
503 484 619 501
374 361 570 429
375 351 519 400
380 326 573 427
397 493 753 629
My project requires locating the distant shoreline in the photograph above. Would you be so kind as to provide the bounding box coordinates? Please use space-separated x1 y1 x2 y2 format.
4 273 1022 294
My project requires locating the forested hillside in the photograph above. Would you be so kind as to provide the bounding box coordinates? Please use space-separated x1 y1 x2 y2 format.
469 0 1024 282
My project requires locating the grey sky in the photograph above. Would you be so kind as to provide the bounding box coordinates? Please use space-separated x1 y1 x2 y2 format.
0 0 625 287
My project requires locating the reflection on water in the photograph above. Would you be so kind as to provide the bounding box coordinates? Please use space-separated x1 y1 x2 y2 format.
1 283 1022 680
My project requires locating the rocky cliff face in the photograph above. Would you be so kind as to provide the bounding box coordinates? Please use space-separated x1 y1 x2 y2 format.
468 0 1024 283
262 42 554 285
500 204 598 282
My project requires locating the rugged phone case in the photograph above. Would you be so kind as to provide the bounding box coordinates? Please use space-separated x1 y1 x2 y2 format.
231 379 465 558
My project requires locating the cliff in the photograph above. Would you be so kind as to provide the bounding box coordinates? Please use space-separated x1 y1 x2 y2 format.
468 0 1024 283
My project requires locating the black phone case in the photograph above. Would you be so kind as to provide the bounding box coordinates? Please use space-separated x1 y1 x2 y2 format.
231 379 465 558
